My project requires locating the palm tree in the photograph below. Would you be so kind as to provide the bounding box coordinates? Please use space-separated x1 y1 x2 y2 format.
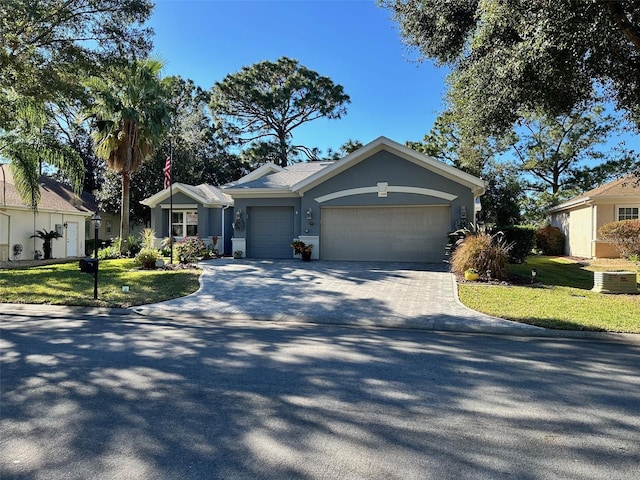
1 100 84 211
85 58 170 252
30 229 63 260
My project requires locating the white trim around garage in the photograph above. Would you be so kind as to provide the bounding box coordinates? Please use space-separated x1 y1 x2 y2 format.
314 185 457 204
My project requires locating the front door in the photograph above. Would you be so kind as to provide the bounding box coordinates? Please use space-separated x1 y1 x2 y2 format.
66 222 78 257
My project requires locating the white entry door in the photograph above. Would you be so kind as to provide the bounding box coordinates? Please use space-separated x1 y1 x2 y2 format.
66 222 78 257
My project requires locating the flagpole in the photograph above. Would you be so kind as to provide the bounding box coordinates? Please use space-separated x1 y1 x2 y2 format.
169 140 174 264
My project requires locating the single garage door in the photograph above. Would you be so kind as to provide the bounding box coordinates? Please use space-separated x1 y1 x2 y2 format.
247 206 294 259
321 205 450 262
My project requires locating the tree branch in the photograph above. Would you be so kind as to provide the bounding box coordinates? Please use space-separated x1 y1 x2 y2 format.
607 1 640 52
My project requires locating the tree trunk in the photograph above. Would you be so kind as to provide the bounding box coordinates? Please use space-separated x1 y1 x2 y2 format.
43 240 52 260
277 130 288 168
120 170 130 254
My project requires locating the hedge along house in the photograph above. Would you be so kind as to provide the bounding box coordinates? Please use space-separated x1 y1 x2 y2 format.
223 136 486 262
141 183 234 255
0 164 98 261
548 174 640 258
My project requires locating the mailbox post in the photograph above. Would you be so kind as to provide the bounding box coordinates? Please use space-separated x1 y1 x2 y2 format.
91 212 101 299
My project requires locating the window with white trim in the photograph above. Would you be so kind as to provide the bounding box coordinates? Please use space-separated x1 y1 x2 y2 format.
171 211 198 238
617 206 639 221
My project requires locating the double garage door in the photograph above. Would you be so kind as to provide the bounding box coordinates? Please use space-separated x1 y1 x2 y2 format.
247 205 450 262
321 206 450 262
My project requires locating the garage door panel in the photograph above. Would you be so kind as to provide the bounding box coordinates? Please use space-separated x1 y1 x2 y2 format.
321 206 449 262
248 207 294 259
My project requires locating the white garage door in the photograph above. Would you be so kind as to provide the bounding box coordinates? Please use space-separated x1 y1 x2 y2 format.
321 206 450 262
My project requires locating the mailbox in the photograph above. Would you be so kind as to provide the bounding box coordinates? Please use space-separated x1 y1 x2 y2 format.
79 258 98 274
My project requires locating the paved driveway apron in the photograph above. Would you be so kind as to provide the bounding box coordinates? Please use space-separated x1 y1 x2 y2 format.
136 259 539 333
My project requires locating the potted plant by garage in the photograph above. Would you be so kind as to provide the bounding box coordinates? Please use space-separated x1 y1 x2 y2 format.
291 240 313 261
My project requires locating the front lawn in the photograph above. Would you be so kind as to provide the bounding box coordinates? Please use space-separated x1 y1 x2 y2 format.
0 259 201 308
458 256 640 333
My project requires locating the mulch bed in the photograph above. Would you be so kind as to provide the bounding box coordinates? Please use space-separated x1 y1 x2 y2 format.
455 272 541 286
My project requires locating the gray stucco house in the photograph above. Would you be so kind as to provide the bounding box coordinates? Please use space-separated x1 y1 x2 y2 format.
223 136 485 262
141 183 234 255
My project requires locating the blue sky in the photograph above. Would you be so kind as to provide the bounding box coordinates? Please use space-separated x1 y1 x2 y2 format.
149 0 449 154
148 0 639 160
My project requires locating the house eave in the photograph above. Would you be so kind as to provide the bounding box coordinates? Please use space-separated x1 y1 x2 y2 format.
140 183 223 208
0 204 92 215
547 197 593 214
223 188 297 199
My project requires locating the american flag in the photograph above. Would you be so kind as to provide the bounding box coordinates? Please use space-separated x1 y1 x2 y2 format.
163 156 171 189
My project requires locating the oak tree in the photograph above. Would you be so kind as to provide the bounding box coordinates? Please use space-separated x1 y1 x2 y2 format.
383 1 640 134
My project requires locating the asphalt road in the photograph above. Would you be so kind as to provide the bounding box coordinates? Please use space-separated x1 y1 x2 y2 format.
1 311 639 480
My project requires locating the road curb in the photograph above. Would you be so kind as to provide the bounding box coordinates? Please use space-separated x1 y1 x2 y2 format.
130 306 640 346
2 303 638 346
0 303 132 318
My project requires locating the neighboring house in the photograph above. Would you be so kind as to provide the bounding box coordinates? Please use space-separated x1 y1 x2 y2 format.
223 136 486 262
0 164 102 261
141 183 234 255
548 174 640 258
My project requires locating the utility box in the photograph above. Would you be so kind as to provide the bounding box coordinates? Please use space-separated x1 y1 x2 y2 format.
592 271 639 294
79 258 98 274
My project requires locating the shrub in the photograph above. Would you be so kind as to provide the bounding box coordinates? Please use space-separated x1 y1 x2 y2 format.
97 245 121 260
176 237 207 264
498 225 537 263
450 233 512 280
134 247 160 269
124 234 141 257
140 228 156 249
86 239 101 256
96 237 121 260
598 220 640 258
159 237 174 257
536 225 565 256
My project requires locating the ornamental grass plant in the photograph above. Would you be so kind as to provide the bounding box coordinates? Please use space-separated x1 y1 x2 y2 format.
450 233 512 280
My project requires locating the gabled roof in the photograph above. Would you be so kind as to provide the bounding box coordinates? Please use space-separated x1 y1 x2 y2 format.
293 136 486 195
0 164 95 214
548 175 640 213
226 162 285 186
140 182 233 208
222 136 486 198
223 161 332 195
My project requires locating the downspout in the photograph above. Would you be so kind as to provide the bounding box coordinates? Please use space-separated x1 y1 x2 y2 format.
591 203 597 258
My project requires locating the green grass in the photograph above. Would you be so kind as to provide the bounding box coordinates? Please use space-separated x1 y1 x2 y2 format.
459 256 640 333
0 259 201 308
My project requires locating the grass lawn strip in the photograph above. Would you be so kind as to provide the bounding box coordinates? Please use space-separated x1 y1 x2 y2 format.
0 259 201 308
458 256 640 333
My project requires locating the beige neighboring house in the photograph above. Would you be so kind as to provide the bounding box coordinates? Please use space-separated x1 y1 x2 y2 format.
0 164 109 261
548 175 640 258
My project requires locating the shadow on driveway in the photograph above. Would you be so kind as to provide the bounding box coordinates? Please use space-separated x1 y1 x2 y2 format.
134 259 535 332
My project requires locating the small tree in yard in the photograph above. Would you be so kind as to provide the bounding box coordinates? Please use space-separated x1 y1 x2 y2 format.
598 220 640 258
30 229 62 260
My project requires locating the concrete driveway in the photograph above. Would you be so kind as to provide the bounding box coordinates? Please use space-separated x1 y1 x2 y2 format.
134 259 540 333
